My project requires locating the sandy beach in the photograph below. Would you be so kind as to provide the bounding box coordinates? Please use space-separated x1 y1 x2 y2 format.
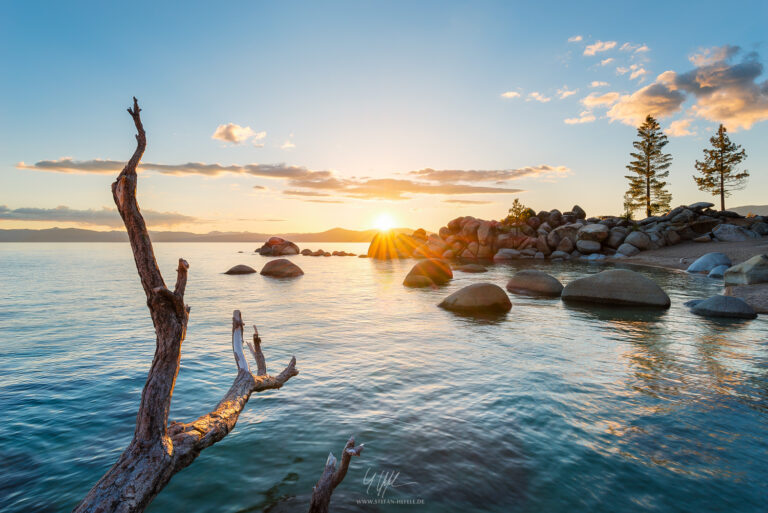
618 238 768 313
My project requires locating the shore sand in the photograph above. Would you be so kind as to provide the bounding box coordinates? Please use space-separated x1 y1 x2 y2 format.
615 239 768 313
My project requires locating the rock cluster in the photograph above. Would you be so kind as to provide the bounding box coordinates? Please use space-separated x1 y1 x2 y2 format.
300 248 356 257
367 202 767 262
257 237 300 256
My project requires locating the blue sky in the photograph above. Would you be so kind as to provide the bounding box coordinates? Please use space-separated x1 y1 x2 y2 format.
1 0 767 232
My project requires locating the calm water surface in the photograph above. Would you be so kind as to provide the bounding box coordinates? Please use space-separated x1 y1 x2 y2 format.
0 243 766 512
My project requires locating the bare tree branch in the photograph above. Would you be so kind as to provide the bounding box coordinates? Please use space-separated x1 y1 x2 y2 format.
74 99 299 513
308 436 365 513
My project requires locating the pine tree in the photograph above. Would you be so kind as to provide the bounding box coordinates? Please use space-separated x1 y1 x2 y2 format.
624 115 673 218
693 124 748 211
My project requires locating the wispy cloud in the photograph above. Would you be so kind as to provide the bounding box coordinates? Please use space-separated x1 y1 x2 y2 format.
568 35 583 43
584 40 616 56
557 86 578 99
212 123 265 145
443 199 493 205
281 140 296 149
409 165 571 183
501 91 521 99
0 205 197 227
600 58 614 66
590 81 609 88
666 119 696 137
581 92 620 108
564 111 596 124
527 92 551 103
620 42 650 54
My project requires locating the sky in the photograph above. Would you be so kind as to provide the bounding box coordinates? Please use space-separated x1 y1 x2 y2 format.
1 0 767 233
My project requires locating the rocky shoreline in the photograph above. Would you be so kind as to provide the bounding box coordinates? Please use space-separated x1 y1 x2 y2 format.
366 202 768 263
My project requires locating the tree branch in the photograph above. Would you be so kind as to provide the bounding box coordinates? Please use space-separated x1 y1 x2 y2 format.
308 436 365 513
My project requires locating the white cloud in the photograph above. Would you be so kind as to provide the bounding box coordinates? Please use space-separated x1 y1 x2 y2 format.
501 91 521 99
630 67 647 80
600 58 614 66
581 91 620 108
590 81 609 88
666 119 696 137
557 86 578 99
527 92 551 103
635 45 649 53
584 40 617 56
564 111 597 124
568 35 583 43
281 140 296 150
212 123 265 145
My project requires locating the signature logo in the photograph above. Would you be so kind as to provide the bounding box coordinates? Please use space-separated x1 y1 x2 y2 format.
362 467 417 498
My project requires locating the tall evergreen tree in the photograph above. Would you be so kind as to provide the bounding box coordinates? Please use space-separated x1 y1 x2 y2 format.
624 115 673 218
693 124 748 211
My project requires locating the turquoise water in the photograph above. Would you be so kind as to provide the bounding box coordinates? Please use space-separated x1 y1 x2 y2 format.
0 242 766 512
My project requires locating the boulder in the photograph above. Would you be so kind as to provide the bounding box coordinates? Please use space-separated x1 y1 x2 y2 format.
260 259 304 278
605 228 627 249
300 249 313 256
438 283 512 313
572 205 586 219
693 234 713 242
665 230 681 245
624 231 650 250
751 222 768 235
686 252 731 273
493 248 521 261
577 224 610 242
536 235 552 256
689 201 715 211
403 258 453 287
454 263 487 273
550 250 571 260
712 224 759 242
576 240 601 254
257 237 300 256
561 269 670 308
723 254 768 285
477 221 496 246
691 295 757 319
708 265 730 279
506 270 563 297
556 237 574 253
224 264 257 275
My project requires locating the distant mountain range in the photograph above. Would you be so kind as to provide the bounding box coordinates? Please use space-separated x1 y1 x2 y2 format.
0 227 413 243
730 205 768 216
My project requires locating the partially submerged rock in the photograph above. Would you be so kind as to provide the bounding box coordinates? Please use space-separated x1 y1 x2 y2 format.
561 269 670 308
260 259 304 278
708 265 729 279
686 252 731 273
257 236 300 256
403 258 453 287
506 270 563 297
691 295 757 319
438 283 512 313
224 264 257 275
723 254 768 285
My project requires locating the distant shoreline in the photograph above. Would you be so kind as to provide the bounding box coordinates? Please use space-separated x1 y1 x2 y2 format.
0 227 412 243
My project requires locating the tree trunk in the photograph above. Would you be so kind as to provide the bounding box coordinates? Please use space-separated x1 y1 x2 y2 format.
74 98 298 512
720 171 725 211
308 437 364 513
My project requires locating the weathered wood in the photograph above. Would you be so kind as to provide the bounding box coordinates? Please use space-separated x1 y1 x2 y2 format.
308 436 365 513
73 98 298 513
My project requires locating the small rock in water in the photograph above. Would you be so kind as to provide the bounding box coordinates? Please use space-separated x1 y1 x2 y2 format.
561 269 670 308
224 264 257 275
691 295 757 319
260 259 304 278
506 270 563 297
708 265 729 279
404 258 453 287
684 299 704 308
438 283 512 313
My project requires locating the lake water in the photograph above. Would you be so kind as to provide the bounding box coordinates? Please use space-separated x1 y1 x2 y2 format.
0 242 766 512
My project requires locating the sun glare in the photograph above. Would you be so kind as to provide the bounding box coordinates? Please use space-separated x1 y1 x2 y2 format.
373 213 396 232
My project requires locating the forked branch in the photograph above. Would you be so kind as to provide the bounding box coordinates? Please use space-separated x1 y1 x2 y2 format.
308 436 365 513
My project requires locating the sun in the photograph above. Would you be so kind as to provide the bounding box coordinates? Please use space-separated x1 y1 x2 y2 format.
373 213 396 232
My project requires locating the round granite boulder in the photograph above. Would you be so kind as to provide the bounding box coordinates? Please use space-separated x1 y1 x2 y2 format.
260 259 304 278
403 258 453 287
686 252 731 274
562 269 670 308
506 270 563 297
438 283 512 313
691 295 757 319
224 264 257 275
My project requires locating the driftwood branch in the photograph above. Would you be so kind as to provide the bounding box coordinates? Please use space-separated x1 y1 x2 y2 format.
308 436 365 513
74 99 298 513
